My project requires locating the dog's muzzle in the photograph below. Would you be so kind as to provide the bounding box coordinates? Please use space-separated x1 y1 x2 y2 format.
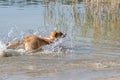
62 33 67 38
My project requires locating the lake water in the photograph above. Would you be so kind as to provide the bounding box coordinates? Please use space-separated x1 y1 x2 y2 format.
0 0 120 80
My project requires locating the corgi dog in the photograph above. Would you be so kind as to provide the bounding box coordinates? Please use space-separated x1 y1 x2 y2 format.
6 30 66 51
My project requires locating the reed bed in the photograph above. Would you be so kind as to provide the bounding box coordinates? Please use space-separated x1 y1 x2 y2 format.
83 0 120 42
43 0 120 45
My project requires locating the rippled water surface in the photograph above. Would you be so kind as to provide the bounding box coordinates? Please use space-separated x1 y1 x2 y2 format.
0 0 120 80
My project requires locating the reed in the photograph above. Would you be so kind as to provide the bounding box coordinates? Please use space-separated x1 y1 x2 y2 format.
43 0 120 44
83 0 120 43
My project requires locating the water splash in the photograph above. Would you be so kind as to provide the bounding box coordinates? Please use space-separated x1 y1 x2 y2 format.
24 35 72 56
0 27 71 57
41 37 72 56
0 40 26 57
0 41 7 51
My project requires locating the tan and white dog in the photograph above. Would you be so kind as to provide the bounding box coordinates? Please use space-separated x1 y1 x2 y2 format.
6 30 66 51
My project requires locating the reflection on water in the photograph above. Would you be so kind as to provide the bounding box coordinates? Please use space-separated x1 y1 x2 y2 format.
0 0 120 80
0 0 42 7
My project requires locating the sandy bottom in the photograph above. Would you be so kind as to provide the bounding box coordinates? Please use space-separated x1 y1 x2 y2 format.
0 54 120 80
0 45 120 80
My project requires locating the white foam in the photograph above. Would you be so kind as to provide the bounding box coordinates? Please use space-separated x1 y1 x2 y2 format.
0 41 7 51
0 41 26 57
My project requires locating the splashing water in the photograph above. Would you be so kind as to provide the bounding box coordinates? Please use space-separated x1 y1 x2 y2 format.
40 36 72 56
0 41 7 51
0 40 26 57
0 27 71 57
25 36 71 56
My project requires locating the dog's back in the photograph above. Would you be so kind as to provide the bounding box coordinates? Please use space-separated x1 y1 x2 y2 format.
22 36 51 51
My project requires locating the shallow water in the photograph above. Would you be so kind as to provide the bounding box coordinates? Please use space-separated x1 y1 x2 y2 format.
0 0 120 80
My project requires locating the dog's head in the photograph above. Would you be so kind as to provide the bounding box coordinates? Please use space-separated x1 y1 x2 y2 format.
49 30 66 40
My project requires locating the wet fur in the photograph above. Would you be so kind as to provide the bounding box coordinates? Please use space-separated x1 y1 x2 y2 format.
7 30 65 51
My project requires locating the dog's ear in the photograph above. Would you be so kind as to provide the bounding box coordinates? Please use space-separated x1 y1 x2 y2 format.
54 32 58 38
54 31 64 38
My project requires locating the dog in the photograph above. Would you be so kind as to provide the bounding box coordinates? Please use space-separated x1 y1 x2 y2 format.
6 30 66 51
